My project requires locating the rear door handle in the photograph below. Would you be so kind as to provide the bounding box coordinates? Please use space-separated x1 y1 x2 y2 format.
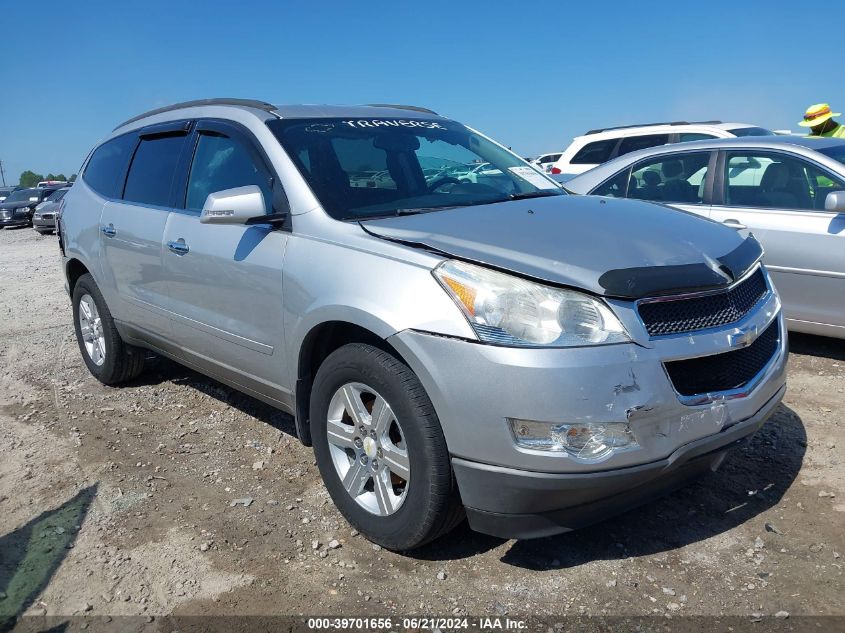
167 239 190 255
101 224 116 237
722 219 747 230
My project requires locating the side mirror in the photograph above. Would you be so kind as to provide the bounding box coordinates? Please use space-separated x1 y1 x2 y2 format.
824 190 845 212
200 185 267 225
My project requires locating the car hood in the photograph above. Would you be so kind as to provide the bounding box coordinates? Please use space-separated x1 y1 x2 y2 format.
360 196 762 299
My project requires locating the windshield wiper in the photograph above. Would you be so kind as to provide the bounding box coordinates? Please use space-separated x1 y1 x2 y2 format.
507 191 562 201
344 205 460 221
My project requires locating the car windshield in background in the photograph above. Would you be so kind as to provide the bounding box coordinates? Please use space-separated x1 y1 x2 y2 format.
728 126 774 137
3 188 38 203
818 145 845 167
267 118 563 220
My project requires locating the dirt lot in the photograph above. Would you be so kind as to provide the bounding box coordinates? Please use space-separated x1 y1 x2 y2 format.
1 226 843 625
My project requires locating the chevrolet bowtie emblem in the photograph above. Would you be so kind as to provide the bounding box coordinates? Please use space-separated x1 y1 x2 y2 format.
730 325 758 349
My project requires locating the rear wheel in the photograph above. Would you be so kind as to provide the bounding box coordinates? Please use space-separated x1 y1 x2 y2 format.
311 343 463 550
72 273 146 385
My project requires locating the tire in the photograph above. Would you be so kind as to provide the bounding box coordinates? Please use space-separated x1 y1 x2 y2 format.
72 273 146 385
311 343 464 550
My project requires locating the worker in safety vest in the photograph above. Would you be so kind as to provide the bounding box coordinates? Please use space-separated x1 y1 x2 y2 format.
799 103 845 138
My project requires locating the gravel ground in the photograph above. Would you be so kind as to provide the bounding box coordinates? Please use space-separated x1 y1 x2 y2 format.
0 226 843 623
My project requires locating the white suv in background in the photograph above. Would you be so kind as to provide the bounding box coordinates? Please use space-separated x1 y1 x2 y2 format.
550 121 772 179
530 152 562 173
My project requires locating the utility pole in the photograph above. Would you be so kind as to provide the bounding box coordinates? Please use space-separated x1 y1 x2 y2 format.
0 160 6 187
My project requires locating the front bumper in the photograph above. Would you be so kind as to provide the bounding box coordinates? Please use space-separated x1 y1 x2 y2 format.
453 384 783 538
32 215 56 230
387 287 786 538
0 216 30 227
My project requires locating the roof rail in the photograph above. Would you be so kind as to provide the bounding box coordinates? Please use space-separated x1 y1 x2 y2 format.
365 103 439 115
114 98 278 130
585 120 724 135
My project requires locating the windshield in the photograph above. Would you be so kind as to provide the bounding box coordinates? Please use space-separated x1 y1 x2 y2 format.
818 145 845 167
728 126 774 137
4 188 37 203
268 118 563 220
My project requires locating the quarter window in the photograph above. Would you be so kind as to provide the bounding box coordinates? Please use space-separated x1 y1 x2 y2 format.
123 134 186 206
592 169 631 198
724 152 845 211
570 139 616 165
679 133 717 142
186 133 273 211
628 152 711 204
617 134 670 157
83 133 137 199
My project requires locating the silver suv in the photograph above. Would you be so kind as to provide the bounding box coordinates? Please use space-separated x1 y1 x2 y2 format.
60 99 787 550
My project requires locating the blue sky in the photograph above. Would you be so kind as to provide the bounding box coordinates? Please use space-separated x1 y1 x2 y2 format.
1 0 841 182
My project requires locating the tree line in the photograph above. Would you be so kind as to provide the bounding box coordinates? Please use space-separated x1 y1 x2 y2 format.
18 170 78 188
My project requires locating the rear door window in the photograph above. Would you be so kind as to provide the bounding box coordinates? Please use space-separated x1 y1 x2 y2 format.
83 133 137 199
617 134 670 157
570 139 616 165
186 133 273 211
628 152 711 204
123 134 187 206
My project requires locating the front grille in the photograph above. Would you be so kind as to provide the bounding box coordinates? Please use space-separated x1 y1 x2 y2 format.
664 320 780 396
638 268 768 336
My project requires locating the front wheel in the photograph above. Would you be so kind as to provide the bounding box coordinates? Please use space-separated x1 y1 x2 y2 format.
72 273 146 385
310 343 463 550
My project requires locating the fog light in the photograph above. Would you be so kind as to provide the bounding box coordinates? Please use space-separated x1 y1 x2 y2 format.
509 418 638 461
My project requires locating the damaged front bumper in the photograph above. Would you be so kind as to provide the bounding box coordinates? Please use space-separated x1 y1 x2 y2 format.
387 288 787 539
451 384 784 538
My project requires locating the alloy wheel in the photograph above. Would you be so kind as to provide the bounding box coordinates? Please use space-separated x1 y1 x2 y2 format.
325 382 410 516
78 294 106 366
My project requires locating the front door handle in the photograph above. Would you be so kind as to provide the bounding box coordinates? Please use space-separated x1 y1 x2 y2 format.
722 219 747 230
101 224 116 237
167 239 190 255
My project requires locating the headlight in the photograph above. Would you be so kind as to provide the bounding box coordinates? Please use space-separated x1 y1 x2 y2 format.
433 260 628 347
17 207 30 213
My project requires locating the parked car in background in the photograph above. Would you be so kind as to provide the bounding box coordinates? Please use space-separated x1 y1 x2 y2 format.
0 186 63 228
37 180 70 188
565 136 845 339
531 152 562 173
0 186 19 202
60 99 785 550
32 186 70 234
458 162 497 181
550 121 773 180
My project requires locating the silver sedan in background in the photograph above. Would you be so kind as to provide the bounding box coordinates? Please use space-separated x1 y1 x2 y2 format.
32 186 71 234
566 136 845 339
